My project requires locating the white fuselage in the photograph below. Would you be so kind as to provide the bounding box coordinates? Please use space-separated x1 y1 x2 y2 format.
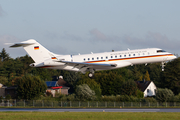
40 48 176 73
10 39 177 77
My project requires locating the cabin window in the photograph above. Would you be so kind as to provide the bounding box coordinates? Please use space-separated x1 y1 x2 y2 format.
120 55 122 57
97 57 99 60
88 58 90 61
84 58 86 61
92 58 94 60
157 50 166 53
106 56 108 59
129 54 131 57
124 55 126 57
111 56 113 58
133 54 135 56
115 56 117 58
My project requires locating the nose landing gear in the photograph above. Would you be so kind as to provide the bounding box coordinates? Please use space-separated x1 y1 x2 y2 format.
161 62 165 71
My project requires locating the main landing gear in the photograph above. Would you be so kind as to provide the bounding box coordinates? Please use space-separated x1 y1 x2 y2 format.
88 72 94 78
88 69 95 78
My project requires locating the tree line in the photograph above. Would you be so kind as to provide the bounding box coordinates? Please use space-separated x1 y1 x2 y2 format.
0 48 180 101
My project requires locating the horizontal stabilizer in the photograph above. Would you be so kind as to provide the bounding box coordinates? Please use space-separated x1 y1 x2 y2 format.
10 39 36 47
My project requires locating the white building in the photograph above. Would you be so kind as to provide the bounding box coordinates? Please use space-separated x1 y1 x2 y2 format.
136 80 157 97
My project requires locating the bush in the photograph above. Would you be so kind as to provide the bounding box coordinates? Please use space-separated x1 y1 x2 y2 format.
156 88 174 102
76 75 102 97
101 95 116 102
173 93 180 102
5 94 11 100
16 75 47 100
116 95 131 102
141 97 157 102
136 89 144 98
75 84 96 101
58 94 76 101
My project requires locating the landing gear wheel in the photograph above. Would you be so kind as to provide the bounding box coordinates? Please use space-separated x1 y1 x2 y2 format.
88 72 94 78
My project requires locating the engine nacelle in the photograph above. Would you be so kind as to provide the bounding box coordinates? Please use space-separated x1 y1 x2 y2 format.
29 62 44 67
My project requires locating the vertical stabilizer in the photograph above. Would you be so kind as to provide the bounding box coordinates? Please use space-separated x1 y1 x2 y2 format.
10 39 52 63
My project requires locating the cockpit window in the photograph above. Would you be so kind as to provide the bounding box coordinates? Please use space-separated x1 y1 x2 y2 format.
157 50 166 53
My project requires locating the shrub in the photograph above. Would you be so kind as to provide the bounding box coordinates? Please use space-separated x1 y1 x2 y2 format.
75 84 96 101
156 88 174 102
173 93 180 102
136 89 144 98
101 95 116 102
16 75 47 100
5 94 11 100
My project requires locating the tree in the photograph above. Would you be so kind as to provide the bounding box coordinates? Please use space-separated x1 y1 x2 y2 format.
144 71 150 81
95 71 125 95
131 65 143 81
0 76 8 85
16 75 47 100
0 48 10 61
161 57 180 95
120 79 138 96
147 63 162 87
75 84 95 101
76 73 102 97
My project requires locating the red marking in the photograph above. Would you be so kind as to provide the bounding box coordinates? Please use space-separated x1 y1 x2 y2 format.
51 57 57 59
51 86 62 89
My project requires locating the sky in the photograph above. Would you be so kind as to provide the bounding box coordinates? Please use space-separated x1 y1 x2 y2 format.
0 0 180 58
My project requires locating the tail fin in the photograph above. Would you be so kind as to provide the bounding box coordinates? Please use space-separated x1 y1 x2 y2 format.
10 39 53 63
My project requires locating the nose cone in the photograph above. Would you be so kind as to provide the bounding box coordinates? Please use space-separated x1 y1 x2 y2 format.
167 55 177 61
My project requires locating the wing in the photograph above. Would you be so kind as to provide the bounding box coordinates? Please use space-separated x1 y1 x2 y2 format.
59 60 117 69
58 60 132 74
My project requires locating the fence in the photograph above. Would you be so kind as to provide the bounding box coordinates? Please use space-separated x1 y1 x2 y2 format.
0 100 180 108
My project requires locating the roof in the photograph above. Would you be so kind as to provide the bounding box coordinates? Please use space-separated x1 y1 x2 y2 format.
45 81 57 87
135 81 152 92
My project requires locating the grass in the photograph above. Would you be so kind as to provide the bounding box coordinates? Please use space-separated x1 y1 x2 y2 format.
0 112 180 120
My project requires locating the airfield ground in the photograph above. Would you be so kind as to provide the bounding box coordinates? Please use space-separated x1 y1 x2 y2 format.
0 112 180 120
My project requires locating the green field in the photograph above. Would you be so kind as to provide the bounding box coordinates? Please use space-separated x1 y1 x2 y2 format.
0 112 180 120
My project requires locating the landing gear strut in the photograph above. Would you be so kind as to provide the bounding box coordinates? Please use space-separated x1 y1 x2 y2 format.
161 62 165 71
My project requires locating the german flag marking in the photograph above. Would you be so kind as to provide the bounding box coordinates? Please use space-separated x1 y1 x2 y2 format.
51 57 57 60
34 46 39 50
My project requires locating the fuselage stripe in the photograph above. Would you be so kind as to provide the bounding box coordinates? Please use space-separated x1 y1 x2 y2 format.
85 54 174 63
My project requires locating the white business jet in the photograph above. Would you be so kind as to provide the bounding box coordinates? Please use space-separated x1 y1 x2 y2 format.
10 39 177 78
